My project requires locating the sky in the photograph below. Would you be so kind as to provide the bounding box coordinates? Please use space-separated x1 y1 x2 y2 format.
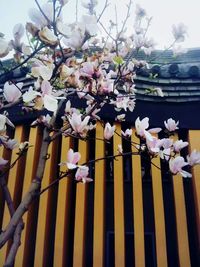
0 0 199 49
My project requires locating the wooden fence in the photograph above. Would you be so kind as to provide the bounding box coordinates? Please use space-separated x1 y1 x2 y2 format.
0 122 199 267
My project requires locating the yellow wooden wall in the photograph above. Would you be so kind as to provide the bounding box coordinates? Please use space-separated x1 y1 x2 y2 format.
0 124 199 267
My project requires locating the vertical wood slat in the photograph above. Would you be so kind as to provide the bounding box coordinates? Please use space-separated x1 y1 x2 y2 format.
54 136 73 267
15 127 42 267
34 137 59 267
93 122 106 267
151 154 168 267
131 130 145 267
172 134 191 267
0 126 24 266
113 123 125 267
73 139 88 267
188 130 200 250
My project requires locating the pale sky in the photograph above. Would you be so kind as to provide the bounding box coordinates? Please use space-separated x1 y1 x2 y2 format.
0 0 199 49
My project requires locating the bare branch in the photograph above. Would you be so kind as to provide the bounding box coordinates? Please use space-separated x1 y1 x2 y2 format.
97 0 109 22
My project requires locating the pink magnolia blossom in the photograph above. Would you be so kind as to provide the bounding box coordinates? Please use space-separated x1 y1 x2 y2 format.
164 118 179 132
75 165 93 183
159 148 171 161
41 80 52 96
169 156 192 178
146 136 163 154
135 117 161 141
173 140 188 153
187 150 200 166
69 113 90 137
104 122 115 140
13 23 24 42
161 138 173 149
64 148 81 169
3 82 22 103
29 3 53 29
121 128 132 137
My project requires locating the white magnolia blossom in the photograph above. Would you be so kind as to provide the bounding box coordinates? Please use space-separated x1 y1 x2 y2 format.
39 27 58 46
22 87 41 103
69 113 90 137
81 15 98 36
56 19 71 38
3 82 23 103
43 94 58 112
104 122 115 140
13 23 24 41
164 118 179 132
0 114 15 133
29 3 53 29
169 156 192 178
31 64 53 81
187 150 200 166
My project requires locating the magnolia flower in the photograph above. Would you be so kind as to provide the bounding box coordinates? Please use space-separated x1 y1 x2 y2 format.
43 94 58 112
117 144 123 154
169 156 192 178
146 136 163 154
135 117 161 141
81 15 98 36
69 113 90 137
121 128 132 137
41 80 52 96
164 118 179 132
60 65 74 81
75 165 92 183
0 38 11 58
0 158 8 169
31 114 52 127
39 27 58 46
19 141 29 152
172 23 187 43
22 44 32 56
31 65 53 81
98 80 114 94
3 139 18 150
173 140 188 153
22 87 41 103
13 23 24 42
65 100 71 114
104 122 115 140
159 148 171 161
63 23 85 49
187 150 200 166
161 138 173 149
61 148 81 169
0 114 15 133
56 19 71 38
29 3 53 29
3 82 22 103
116 114 125 121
